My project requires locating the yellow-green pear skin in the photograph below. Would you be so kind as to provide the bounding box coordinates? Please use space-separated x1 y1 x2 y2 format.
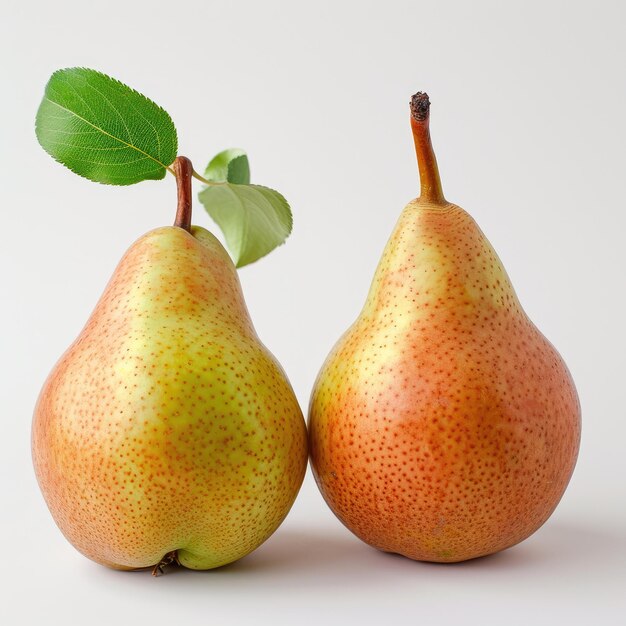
32 226 307 571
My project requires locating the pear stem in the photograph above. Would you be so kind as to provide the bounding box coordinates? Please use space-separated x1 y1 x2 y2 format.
410 92 445 205
173 156 193 231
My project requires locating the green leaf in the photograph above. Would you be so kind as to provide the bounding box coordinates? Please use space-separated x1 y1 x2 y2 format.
198 184 292 267
204 148 250 184
36 68 177 185
226 155 251 185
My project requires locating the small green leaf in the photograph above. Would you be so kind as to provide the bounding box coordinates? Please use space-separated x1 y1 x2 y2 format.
226 155 251 185
36 68 177 185
204 148 250 185
198 184 292 267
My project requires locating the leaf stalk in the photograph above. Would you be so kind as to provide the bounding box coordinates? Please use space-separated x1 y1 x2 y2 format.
191 169 225 186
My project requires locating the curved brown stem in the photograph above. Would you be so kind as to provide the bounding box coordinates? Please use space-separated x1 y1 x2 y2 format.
410 92 445 205
173 156 193 231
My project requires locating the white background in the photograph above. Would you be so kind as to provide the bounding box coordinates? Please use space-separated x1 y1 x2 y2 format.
2 1 625 624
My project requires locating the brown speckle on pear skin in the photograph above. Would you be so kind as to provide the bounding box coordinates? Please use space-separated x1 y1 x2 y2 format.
308 202 581 562
32 226 308 570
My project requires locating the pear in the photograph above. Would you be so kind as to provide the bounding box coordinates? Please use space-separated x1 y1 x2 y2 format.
32 158 307 572
308 94 581 563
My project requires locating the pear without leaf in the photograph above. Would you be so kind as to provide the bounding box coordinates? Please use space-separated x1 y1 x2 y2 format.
32 219 307 571
308 93 581 563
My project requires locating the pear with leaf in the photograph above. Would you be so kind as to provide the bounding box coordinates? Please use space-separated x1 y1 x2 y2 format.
32 68 307 573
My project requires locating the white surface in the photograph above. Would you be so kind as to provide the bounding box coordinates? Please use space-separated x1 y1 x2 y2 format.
2 0 625 624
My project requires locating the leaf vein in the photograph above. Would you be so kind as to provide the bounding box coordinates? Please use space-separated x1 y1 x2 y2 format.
43 97 170 171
